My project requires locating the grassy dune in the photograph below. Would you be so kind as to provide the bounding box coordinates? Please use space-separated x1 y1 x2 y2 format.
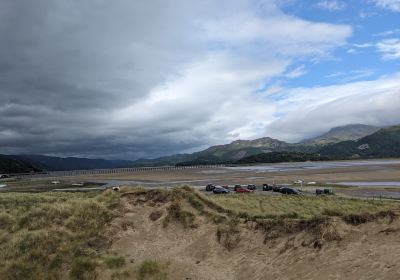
0 187 400 279
0 190 121 280
210 194 400 219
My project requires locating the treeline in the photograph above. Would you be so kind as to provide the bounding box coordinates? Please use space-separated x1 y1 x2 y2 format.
176 151 330 166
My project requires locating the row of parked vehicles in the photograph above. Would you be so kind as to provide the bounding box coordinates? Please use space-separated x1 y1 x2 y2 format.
205 183 300 195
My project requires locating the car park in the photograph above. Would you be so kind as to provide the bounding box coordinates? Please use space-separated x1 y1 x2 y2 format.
247 184 257 190
213 186 230 194
205 184 215 192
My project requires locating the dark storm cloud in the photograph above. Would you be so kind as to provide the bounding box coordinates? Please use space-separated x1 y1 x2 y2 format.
0 0 359 159
0 0 210 158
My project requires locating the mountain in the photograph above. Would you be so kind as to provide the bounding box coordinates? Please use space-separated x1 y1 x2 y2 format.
301 124 380 146
133 124 387 166
319 125 400 159
7 155 134 171
0 155 40 174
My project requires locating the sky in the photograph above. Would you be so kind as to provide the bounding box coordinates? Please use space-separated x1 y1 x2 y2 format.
0 0 400 159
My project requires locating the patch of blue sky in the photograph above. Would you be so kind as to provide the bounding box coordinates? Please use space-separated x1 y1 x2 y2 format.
277 0 400 88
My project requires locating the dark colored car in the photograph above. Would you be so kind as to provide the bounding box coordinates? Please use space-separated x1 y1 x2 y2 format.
280 187 300 195
213 187 230 194
234 185 254 193
221 185 230 190
247 184 257 190
272 185 281 192
0 174 10 179
262 184 274 191
316 189 333 195
205 184 215 192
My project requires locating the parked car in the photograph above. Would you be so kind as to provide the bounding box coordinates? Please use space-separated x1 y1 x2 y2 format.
221 185 230 190
205 184 215 192
247 184 257 190
213 186 230 194
0 174 10 179
272 185 282 192
324 188 334 195
316 188 334 195
280 187 300 195
293 180 303 184
262 184 274 191
234 185 253 193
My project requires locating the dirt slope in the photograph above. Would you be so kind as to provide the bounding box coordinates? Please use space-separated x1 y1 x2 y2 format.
102 188 400 280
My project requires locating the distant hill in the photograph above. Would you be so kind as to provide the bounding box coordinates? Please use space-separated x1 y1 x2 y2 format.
0 155 40 174
319 125 400 159
7 155 134 171
3 124 397 172
134 124 390 166
301 124 380 146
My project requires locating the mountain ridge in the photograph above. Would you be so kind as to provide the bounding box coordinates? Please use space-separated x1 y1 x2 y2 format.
1 123 396 172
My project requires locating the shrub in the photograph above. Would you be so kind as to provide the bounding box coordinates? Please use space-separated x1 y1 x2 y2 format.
163 202 196 229
105 256 126 269
136 260 166 280
70 257 98 280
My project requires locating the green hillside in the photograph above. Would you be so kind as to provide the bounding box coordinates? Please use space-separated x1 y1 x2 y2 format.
320 125 400 159
301 124 380 146
0 155 40 174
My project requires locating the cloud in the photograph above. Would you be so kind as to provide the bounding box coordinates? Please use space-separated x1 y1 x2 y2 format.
373 0 400 11
377 39 400 60
317 1 346 10
265 73 400 142
285 65 307 78
0 0 353 159
325 69 375 82
373 29 400 37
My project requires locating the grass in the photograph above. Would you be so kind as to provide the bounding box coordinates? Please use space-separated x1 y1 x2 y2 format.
210 193 400 219
104 255 126 269
136 260 167 280
0 190 122 279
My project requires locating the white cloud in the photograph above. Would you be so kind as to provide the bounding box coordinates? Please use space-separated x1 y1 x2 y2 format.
326 69 375 82
265 73 400 142
204 12 352 56
373 28 400 37
377 39 400 60
373 0 400 11
285 65 307 78
317 1 346 10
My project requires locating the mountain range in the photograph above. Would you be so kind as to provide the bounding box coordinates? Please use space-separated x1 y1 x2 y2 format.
1 123 399 173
